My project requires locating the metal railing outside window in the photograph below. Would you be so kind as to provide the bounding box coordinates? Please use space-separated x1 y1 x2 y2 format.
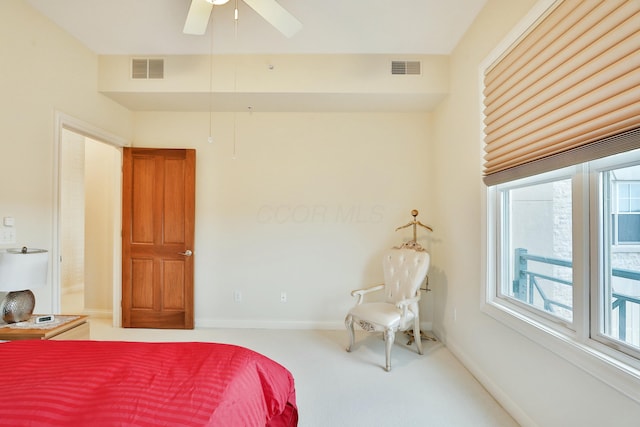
513 248 640 344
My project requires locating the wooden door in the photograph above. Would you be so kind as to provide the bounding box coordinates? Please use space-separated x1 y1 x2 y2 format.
122 148 195 329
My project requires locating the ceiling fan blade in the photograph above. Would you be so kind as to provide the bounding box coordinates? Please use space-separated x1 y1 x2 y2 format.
242 0 302 38
183 0 214 35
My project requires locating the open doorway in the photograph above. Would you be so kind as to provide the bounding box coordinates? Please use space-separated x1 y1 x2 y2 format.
60 130 121 315
54 112 126 326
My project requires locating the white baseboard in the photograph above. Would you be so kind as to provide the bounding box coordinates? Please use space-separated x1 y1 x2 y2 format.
81 309 112 319
421 321 433 331
195 318 345 329
195 319 434 331
437 329 537 427
82 312 433 332
61 284 84 295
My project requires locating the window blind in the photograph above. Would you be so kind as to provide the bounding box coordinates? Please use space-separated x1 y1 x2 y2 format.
483 0 640 185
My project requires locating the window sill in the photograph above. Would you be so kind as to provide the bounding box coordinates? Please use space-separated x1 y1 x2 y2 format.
481 298 640 404
611 244 640 253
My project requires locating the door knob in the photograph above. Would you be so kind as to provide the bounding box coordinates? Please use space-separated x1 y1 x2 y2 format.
179 249 193 257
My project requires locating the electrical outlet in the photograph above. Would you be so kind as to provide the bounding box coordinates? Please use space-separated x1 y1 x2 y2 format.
453 308 457 322
233 290 242 303
280 292 287 303
0 227 16 244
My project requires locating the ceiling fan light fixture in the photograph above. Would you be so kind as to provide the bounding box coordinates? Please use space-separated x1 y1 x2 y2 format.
186 0 302 37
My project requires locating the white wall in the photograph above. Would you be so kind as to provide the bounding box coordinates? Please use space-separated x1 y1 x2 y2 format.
60 129 85 313
430 0 640 425
84 138 119 314
133 111 435 328
0 0 132 313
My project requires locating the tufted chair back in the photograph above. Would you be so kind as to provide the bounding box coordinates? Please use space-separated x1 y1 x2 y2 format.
382 247 430 305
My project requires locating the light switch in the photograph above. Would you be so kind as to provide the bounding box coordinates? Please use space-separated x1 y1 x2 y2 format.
3 217 14 227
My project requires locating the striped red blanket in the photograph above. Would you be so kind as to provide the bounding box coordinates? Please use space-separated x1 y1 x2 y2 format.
0 340 297 426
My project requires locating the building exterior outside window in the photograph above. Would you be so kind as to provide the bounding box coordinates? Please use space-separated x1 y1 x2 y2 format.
612 179 640 244
489 149 640 362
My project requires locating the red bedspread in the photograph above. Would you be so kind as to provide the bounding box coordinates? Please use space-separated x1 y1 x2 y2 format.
0 340 297 426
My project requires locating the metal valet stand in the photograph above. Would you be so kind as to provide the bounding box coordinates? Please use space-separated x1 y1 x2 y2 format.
394 209 437 344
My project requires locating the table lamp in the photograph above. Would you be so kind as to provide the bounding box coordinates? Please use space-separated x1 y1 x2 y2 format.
0 247 48 323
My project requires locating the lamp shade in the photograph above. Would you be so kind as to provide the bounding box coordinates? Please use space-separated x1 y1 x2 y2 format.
0 247 48 292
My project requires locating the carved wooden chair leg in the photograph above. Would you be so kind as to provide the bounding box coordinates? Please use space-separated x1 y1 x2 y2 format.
413 316 423 355
345 315 355 352
384 328 395 372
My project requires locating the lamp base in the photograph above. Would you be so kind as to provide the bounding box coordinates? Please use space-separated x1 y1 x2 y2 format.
1 290 35 323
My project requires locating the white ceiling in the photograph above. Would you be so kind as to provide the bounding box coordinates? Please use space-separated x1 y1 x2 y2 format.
24 0 488 112
25 0 487 55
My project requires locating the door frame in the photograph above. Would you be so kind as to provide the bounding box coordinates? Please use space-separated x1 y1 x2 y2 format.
53 111 129 326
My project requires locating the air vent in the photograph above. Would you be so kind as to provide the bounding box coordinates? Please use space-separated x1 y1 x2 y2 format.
131 58 164 79
391 61 421 75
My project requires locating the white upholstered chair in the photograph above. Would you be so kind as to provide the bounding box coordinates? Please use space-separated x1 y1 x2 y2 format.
345 246 430 371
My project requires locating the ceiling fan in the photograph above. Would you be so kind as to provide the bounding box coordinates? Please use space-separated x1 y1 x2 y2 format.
183 0 302 38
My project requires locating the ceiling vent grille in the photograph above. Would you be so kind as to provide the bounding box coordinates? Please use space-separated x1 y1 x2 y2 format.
131 58 164 79
391 61 421 75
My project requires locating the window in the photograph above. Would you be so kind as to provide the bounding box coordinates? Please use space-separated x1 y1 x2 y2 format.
594 161 640 355
481 0 640 400
498 174 573 324
612 179 640 245
488 148 640 365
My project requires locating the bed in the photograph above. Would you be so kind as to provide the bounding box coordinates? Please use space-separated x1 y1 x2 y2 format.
0 340 298 426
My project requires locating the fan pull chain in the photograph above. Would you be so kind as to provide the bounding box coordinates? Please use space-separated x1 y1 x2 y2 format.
207 7 215 144
232 0 239 159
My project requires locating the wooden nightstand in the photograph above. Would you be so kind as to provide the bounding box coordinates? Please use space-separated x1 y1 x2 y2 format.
0 315 89 340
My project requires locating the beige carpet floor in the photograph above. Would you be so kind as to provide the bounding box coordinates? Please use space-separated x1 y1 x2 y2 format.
90 318 518 427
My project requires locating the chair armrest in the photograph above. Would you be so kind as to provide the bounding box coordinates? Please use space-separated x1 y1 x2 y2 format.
350 284 384 305
396 290 421 317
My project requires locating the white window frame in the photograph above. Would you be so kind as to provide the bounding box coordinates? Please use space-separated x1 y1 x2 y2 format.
611 180 640 245
483 152 640 405
589 150 640 360
493 167 578 332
